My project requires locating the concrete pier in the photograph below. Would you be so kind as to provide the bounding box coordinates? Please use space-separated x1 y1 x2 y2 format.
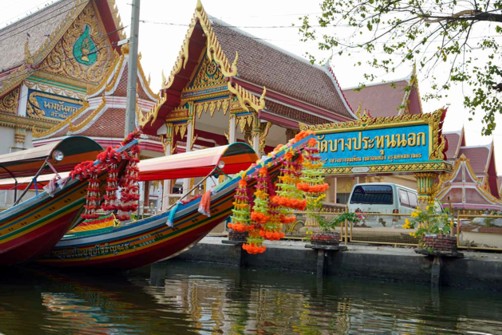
165 236 502 291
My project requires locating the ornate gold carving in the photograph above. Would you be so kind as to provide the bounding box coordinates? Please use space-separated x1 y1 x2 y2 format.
25 79 85 100
14 128 26 144
0 113 57 133
40 3 114 85
174 123 187 139
24 38 33 65
236 114 254 133
164 1 237 89
140 92 167 127
86 51 122 96
258 121 272 153
227 82 266 112
168 106 189 122
323 162 451 175
189 55 227 89
195 98 230 118
69 97 106 132
0 88 20 114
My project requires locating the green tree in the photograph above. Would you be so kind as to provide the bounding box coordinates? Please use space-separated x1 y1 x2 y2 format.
299 0 502 135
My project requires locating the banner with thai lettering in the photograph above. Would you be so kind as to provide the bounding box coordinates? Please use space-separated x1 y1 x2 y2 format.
317 124 429 170
27 89 83 120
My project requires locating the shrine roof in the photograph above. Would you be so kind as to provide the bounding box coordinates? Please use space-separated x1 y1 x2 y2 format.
210 17 355 120
443 129 465 160
342 76 421 118
0 0 123 77
459 144 491 175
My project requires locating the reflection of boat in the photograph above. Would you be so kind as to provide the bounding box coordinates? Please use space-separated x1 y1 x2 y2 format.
40 135 313 270
0 136 103 265
0 266 197 334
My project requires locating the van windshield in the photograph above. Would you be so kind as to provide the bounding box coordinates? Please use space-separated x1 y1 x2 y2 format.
350 185 393 205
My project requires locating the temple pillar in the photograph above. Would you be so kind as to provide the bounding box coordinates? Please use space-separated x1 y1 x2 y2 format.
228 114 236 143
183 110 195 196
251 115 261 155
415 172 438 207
161 124 174 211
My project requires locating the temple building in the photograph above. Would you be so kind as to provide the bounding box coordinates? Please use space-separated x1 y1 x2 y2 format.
138 1 358 208
437 128 502 212
0 0 125 152
0 0 163 210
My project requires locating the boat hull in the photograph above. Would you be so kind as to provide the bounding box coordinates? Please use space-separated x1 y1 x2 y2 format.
39 178 239 270
0 178 89 265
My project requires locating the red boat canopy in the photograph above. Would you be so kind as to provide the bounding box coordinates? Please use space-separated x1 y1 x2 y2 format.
138 142 258 181
0 136 103 180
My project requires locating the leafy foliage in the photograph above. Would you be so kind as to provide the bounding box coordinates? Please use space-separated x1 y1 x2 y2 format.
298 0 502 135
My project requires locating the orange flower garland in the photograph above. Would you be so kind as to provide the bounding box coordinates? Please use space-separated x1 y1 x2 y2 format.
297 137 329 213
228 179 252 233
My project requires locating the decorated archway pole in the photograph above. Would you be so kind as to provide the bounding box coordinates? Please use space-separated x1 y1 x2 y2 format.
415 172 439 208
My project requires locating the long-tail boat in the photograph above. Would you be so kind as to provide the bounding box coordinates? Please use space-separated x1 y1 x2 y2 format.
39 133 315 270
0 136 105 266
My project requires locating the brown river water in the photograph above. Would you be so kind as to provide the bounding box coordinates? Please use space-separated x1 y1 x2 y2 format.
0 261 501 334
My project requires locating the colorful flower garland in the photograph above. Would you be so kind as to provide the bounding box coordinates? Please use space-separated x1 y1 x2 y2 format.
70 130 141 222
233 130 328 255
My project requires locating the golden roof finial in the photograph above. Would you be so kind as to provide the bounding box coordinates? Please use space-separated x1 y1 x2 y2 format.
161 69 167 88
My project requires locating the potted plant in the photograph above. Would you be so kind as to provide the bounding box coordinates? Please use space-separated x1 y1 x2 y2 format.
402 204 458 255
310 212 360 245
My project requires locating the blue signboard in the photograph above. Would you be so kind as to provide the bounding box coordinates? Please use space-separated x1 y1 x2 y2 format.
27 89 82 120
317 124 430 169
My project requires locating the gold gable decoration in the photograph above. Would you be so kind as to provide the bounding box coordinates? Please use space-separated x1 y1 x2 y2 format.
195 98 230 118
189 55 227 89
40 3 115 85
0 88 20 114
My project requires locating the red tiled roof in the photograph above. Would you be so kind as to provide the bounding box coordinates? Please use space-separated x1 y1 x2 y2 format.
343 80 411 118
444 131 462 160
459 146 490 175
211 18 354 120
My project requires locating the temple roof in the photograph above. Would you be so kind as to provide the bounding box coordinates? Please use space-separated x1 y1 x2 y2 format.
437 153 502 211
141 2 356 134
342 69 422 117
0 0 124 94
443 129 465 161
211 18 355 120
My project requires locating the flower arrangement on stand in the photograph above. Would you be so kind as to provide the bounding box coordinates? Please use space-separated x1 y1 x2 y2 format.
296 138 329 229
227 179 252 241
242 167 270 254
402 204 460 256
270 148 306 227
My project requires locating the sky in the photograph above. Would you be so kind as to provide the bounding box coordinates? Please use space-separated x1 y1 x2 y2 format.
2 0 501 167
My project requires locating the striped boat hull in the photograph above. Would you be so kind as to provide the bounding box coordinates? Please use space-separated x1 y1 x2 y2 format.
39 178 240 270
0 178 90 265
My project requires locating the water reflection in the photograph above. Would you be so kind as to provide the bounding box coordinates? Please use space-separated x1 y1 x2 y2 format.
0 264 501 334
148 260 502 335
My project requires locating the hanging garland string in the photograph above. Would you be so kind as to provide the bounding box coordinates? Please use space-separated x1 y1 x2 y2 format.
70 130 142 222
234 130 328 255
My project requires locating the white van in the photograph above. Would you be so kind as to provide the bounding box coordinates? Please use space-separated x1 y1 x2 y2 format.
347 183 419 227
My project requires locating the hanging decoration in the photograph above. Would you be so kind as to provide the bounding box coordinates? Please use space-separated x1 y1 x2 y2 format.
297 137 329 214
232 130 326 255
227 179 252 233
70 130 142 222
270 148 306 226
